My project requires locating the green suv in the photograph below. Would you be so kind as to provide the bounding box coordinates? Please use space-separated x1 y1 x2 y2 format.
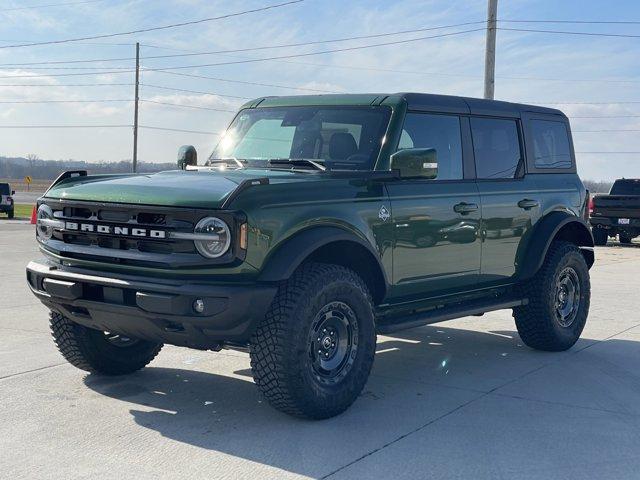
27 93 594 419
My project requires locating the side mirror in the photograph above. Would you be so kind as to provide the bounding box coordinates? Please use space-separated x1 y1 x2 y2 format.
177 145 197 170
11 190 15 195
390 148 438 179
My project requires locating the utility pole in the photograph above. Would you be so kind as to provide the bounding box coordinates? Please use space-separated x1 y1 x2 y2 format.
132 42 140 173
484 0 498 100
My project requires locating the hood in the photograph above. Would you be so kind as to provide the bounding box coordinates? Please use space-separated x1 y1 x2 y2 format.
44 168 317 209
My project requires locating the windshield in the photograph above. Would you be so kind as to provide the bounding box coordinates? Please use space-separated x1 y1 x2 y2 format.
611 180 640 196
210 106 391 170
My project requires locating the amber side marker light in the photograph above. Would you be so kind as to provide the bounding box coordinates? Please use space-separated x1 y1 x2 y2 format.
240 223 248 250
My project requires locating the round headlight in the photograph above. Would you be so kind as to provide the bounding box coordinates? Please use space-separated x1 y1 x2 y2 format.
36 204 54 240
193 217 231 258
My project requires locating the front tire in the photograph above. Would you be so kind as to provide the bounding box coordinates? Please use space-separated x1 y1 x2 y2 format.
250 263 376 419
592 227 608 246
513 241 590 352
50 312 162 375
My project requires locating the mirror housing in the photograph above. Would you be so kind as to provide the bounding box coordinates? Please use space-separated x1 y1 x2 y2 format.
177 145 197 170
11 190 15 195
390 148 438 179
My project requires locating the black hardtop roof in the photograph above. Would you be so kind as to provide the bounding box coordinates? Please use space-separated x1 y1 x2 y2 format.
248 92 566 118
398 92 565 118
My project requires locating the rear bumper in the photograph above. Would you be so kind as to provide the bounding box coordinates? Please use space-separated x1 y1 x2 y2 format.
26 260 277 349
590 217 640 234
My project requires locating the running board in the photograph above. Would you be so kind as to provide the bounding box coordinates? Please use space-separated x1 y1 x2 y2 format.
376 297 528 334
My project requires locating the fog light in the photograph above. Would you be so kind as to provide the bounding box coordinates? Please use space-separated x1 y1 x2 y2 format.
193 298 205 313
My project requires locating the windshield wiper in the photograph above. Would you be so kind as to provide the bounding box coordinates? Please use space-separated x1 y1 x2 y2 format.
268 158 327 171
206 157 245 168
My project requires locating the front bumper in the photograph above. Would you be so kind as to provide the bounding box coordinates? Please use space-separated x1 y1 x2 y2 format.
26 260 277 349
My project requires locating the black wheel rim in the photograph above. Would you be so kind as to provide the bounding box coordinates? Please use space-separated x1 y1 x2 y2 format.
554 267 581 328
308 301 358 385
103 332 139 348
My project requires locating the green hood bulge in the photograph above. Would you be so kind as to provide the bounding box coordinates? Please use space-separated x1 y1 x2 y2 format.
44 169 317 209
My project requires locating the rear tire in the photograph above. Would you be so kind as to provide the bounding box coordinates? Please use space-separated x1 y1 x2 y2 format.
7 209 14 219
250 262 376 419
513 241 590 352
49 311 162 375
592 228 608 246
619 234 632 244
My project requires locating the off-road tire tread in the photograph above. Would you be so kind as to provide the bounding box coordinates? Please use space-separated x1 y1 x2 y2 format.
513 241 590 352
49 311 162 375
250 262 375 419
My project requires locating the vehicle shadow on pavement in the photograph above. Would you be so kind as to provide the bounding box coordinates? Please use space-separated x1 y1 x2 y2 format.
82 325 640 478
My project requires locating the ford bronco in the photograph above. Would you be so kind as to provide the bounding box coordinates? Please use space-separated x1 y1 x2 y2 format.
27 93 594 419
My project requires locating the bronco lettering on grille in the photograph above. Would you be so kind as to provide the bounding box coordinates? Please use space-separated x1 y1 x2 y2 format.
65 222 167 239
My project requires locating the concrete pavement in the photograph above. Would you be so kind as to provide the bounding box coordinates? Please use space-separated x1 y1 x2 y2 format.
1 224 639 479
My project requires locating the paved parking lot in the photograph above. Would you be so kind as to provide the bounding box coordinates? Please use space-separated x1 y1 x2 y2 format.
1 222 639 479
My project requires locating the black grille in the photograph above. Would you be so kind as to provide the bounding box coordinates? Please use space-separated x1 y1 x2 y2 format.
39 199 241 268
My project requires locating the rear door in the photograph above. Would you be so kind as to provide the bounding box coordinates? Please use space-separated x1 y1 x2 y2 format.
471 116 541 282
386 112 481 298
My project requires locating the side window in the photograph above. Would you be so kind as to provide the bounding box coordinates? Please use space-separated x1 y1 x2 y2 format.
530 120 572 169
398 113 463 180
470 118 522 179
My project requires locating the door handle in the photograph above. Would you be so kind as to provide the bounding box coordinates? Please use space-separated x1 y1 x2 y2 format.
518 199 539 210
454 202 479 215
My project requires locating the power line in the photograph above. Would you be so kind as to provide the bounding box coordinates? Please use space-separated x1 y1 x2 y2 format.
573 129 640 132
0 21 486 67
0 28 484 78
498 27 640 39
0 0 304 49
530 101 640 105
140 125 220 135
144 28 486 72
0 124 131 128
151 71 341 93
577 151 640 154
500 19 640 25
0 82 133 87
140 99 235 112
0 98 133 104
0 0 105 12
141 83 251 100
570 115 640 119
0 69 134 78
0 98 129 103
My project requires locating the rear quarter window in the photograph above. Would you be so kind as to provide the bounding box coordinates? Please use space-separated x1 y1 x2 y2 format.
530 120 573 169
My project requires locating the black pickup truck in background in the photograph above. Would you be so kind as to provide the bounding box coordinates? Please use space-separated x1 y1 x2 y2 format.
590 178 640 246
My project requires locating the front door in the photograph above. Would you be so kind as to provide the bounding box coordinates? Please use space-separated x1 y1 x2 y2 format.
387 112 482 298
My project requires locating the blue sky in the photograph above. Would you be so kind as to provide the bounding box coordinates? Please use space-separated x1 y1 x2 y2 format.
0 0 639 180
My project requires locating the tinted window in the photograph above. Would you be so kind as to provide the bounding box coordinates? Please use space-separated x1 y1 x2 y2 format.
611 180 640 195
398 113 463 180
0 184 9 195
531 120 572 169
210 106 391 170
471 118 521 179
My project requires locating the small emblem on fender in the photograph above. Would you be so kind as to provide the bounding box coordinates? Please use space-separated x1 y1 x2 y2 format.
378 205 390 222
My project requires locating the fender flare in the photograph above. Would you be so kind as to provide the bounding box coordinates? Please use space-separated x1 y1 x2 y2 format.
258 226 388 286
517 211 594 280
